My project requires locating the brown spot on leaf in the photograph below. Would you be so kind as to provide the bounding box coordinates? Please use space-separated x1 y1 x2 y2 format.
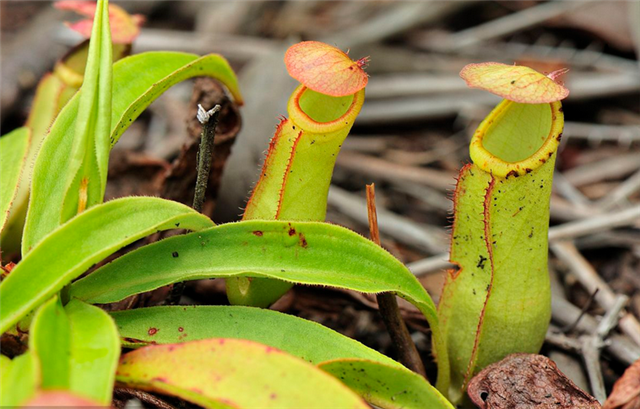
468 354 601 409
148 328 158 336
178 327 184 332
506 170 519 179
288 227 296 236
299 233 308 248
476 255 487 269
252 230 263 237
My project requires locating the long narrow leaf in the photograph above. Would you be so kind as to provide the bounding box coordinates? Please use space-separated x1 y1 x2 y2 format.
112 307 452 408
0 127 30 237
62 0 112 221
72 221 436 315
1 77 67 259
29 296 71 389
111 305 400 367
319 359 454 409
24 51 242 253
3 2 144 254
70 219 450 389
66 299 120 404
0 197 213 334
116 338 368 409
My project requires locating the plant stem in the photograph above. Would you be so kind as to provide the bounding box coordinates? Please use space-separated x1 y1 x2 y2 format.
166 104 221 306
366 184 427 377
193 104 221 212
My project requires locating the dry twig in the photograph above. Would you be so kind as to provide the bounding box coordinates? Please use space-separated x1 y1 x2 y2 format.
552 241 640 347
366 184 426 377
166 104 221 306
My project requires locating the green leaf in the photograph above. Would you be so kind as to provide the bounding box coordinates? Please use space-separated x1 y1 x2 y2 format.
1 77 69 260
23 51 242 253
114 308 454 408
71 221 435 314
319 359 454 409
116 338 368 409
111 305 400 367
70 219 449 390
0 197 213 334
66 299 120 404
2 11 139 256
29 296 71 389
61 0 113 220
0 352 39 407
26 73 72 146
0 127 30 235
25 298 119 404
438 100 563 403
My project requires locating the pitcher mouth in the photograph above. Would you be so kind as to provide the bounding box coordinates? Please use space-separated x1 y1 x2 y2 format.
470 100 564 178
287 85 365 134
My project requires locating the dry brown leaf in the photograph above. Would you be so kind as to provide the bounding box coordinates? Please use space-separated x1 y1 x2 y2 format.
604 358 640 409
468 353 601 409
